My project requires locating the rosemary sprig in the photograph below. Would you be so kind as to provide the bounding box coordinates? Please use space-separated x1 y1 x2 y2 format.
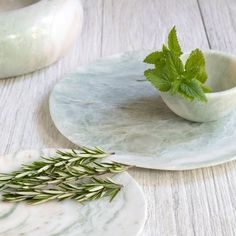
0 147 129 205
0 146 114 189
2 177 122 205
0 162 129 189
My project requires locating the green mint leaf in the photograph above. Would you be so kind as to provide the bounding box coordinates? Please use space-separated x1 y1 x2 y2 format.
143 51 162 64
144 69 171 91
170 80 181 95
166 51 184 78
196 67 208 83
143 27 212 103
168 26 182 56
185 49 205 69
162 44 170 54
185 49 207 83
200 83 212 93
178 79 207 102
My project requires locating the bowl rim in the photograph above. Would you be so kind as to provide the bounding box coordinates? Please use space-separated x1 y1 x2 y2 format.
182 49 236 98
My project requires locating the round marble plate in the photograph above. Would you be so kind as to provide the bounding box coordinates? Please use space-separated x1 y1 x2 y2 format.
49 50 236 170
0 149 146 236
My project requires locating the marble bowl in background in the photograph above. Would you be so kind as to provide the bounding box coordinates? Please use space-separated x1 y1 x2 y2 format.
161 51 236 122
0 0 83 79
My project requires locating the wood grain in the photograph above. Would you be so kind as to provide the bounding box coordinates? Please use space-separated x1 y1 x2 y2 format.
198 0 236 53
0 0 236 235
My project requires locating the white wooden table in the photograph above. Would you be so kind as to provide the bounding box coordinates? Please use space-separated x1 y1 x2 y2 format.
1 0 236 235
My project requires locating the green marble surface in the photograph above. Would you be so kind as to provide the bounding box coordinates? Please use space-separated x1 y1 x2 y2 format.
49 50 236 170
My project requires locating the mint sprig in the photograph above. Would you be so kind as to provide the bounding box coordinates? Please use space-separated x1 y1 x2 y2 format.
144 26 212 102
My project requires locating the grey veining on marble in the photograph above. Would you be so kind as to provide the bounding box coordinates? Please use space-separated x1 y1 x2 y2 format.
0 0 83 78
49 50 236 170
0 149 146 236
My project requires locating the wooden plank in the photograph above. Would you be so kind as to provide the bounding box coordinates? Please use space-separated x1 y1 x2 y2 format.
102 0 209 56
198 0 236 53
195 1 236 235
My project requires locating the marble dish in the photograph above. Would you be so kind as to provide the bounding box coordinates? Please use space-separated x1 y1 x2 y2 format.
49 50 236 170
0 149 146 236
0 0 83 79
161 51 236 122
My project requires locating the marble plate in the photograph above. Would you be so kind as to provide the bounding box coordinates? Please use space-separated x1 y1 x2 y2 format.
49 50 236 170
0 149 146 236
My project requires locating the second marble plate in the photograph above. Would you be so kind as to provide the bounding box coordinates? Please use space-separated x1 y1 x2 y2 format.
0 149 146 236
49 50 236 170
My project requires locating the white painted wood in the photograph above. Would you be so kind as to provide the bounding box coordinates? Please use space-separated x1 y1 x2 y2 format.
0 0 236 235
198 0 236 54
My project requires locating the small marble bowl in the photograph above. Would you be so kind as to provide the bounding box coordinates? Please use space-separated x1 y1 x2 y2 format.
0 0 83 78
160 51 236 122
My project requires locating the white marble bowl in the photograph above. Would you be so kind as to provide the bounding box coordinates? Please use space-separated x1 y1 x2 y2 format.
160 51 236 122
0 0 83 78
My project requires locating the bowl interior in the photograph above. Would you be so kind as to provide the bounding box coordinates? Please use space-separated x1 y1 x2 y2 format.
181 51 236 92
0 0 40 12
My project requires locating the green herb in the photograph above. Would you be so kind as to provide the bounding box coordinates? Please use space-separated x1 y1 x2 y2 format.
0 147 113 189
144 26 212 102
0 162 128 190
0 147 129 205
2 177 122 205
